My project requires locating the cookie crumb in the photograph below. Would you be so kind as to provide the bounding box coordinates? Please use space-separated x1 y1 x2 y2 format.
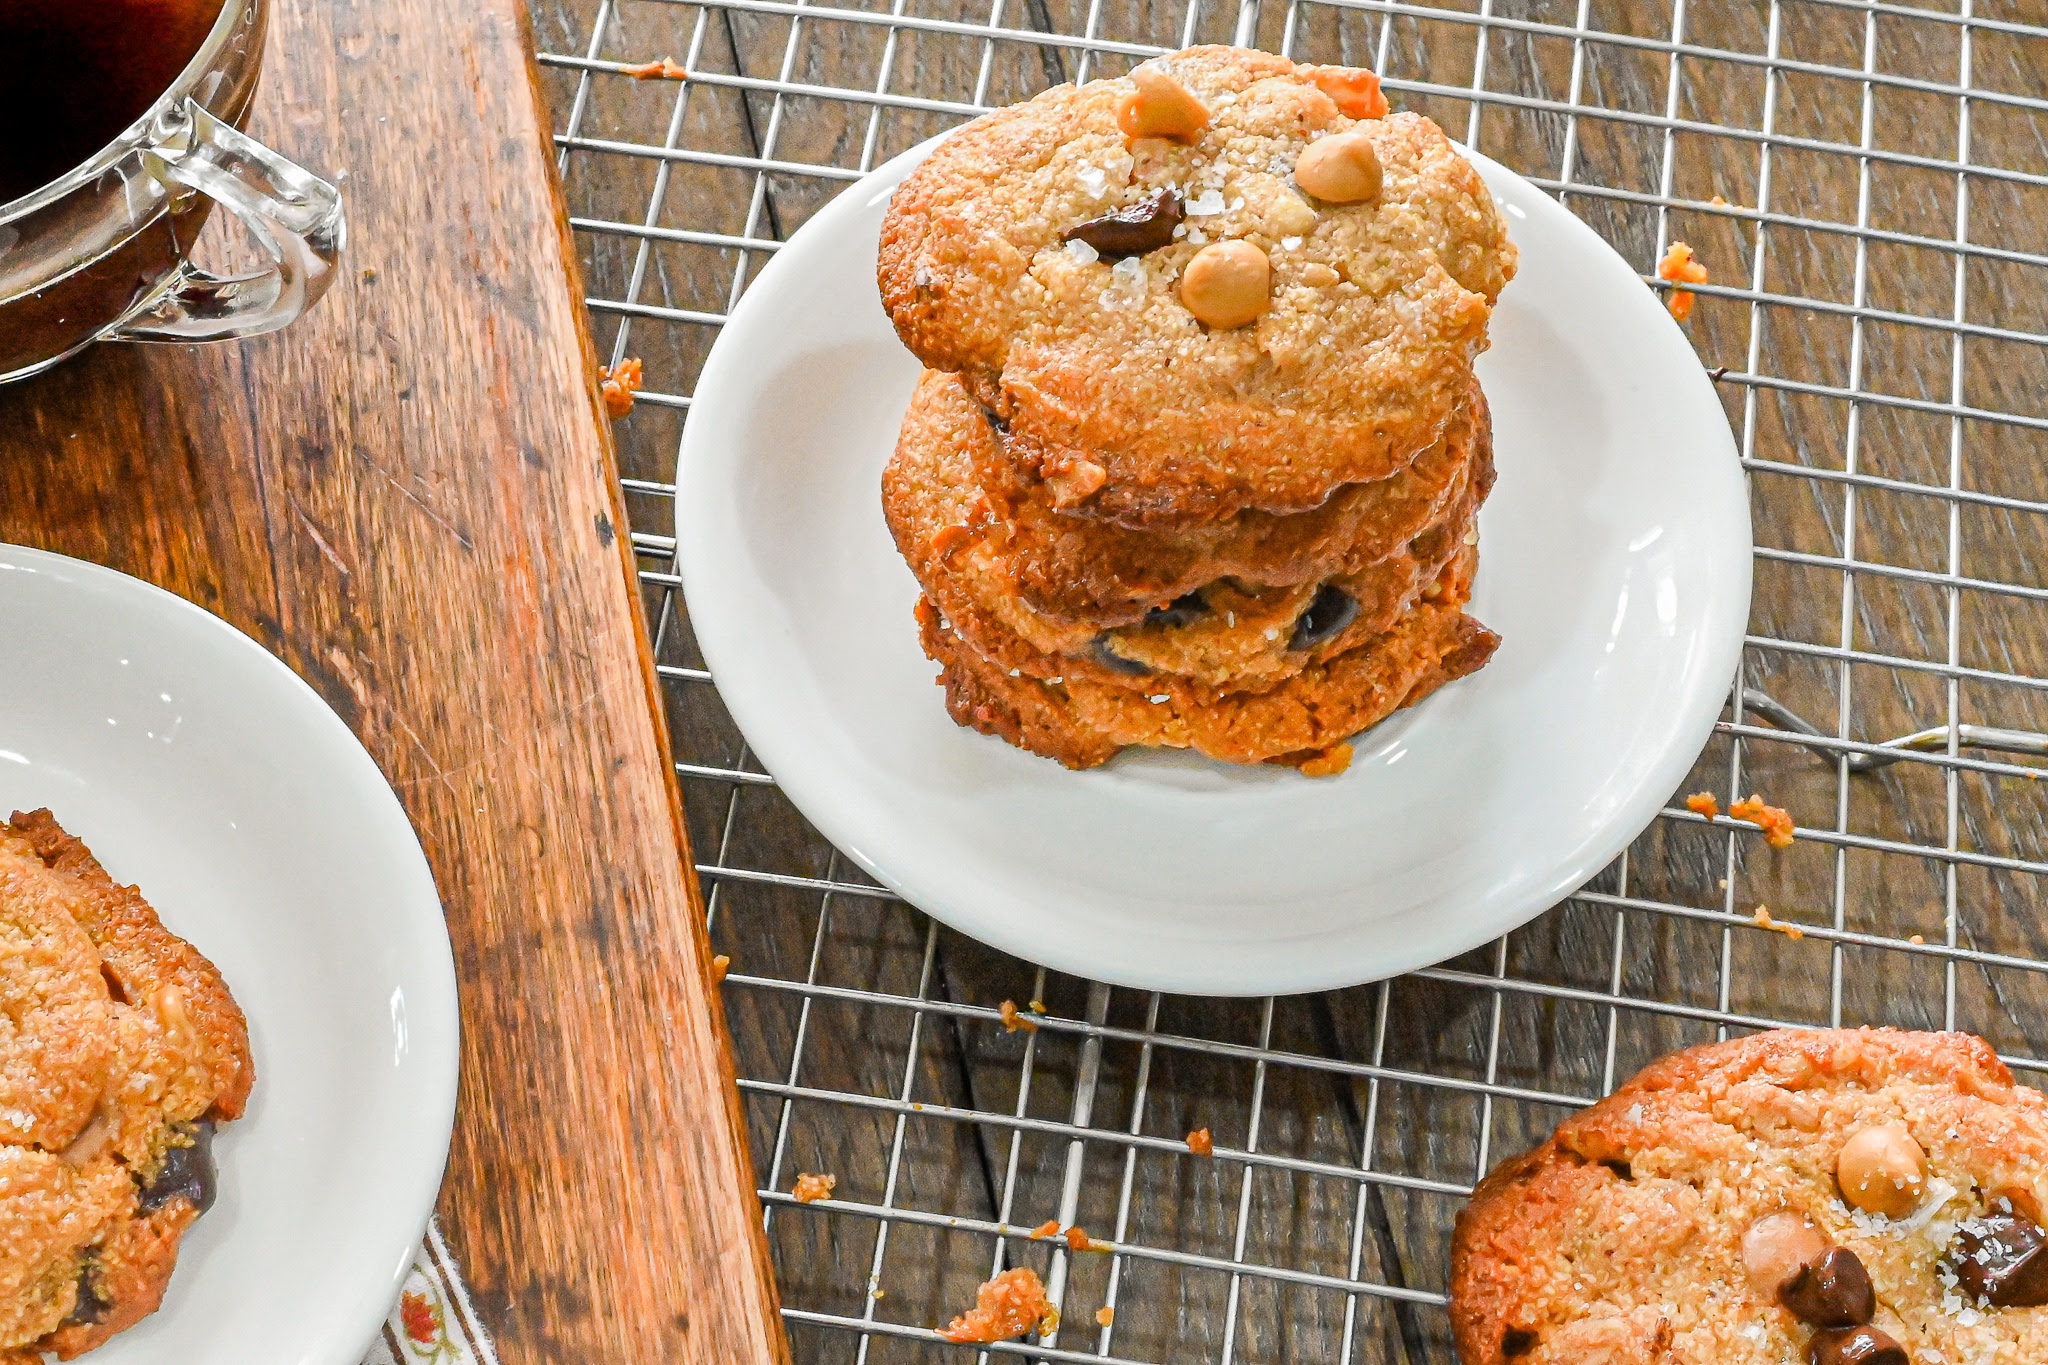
1065 1224 1092 1250
999 1000 1039 1033
1752 905 1804 940
1910 934 1926 945
598 357 643 417
1096 1306 1115 1326
792 1172 836 1203
622 57 687 80
1657 242 1709 321
938 1267 1056 1343
1710 194 1729 206
1298 743 1354 778
711 953 730 983
1029 998 1047 1014
1187 1127 1214 1157
1685 791 1720 819
1728 794 1796 848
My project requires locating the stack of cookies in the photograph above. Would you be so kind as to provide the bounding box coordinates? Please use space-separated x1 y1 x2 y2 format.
878 46 1516 774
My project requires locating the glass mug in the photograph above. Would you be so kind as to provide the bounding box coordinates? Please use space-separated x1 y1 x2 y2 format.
0 0 345 383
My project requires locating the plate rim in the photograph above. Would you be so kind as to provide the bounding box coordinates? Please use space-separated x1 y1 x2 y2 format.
0 540 461 1362
677 132 1753 996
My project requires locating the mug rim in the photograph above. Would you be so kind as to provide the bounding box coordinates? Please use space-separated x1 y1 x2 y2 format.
0 0 254 220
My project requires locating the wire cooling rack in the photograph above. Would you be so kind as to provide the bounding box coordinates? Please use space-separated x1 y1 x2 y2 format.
530 1 2048 1358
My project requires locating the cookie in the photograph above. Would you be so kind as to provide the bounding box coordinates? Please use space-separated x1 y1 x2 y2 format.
885 372 1487 690
915 547 1497 768
878 45 1516 529
906 368 1491 629
0 810 252 1361
1451 1028 2048 1365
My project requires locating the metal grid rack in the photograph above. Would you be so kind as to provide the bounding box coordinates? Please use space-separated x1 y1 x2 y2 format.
529 1 2048 1358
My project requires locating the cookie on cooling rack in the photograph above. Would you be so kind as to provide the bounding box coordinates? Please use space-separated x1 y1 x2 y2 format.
908 368 1491 630
1451 1028 2048 1365
1 809 253 1362
877 45 1516 529
885 372 1490 691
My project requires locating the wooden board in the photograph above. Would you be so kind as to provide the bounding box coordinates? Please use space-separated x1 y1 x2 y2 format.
0 1 788 1362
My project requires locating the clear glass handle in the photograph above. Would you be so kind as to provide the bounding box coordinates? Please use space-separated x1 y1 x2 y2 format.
110 98 346 343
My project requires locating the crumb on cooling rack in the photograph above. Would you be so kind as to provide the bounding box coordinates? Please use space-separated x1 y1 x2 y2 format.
792 1172 836 1203
1031 1219 1061 1238
1910 934 1926 945
1751 905 1804 941
999 999 1039 1033
1657 242 1710 320
598 357 643 417
938 1267 1056 1343
711 953 730 983
1710 194 1729 206
1728 793 1796 847
1685 791 1721 819
622 57 687 80
1096 1306 1115 1327
1187 1128 1214 1157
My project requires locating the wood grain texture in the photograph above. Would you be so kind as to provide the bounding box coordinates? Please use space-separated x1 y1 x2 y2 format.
534 0 2048 1359
0 1 787 1362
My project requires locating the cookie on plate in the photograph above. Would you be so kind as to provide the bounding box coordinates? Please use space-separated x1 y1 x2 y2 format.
907 368 1491 629
878 45 1516 528
915 545 1497 768
1451 1028 2048 1365
885 382 1487 690
1 810 253 1362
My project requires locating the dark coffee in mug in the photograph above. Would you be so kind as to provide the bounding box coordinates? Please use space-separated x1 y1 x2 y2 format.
0 0 227 203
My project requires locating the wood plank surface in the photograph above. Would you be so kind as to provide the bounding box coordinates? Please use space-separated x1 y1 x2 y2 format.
0 1 788 1362
536 0 2048 1359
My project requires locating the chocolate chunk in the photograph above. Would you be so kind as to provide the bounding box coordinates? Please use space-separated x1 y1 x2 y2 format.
1063 190 1184 259
1778 1248 1875 1327
1289 584 1360 651
63 1256 109 1326
1950 1212 2048 1307
1088 638 1152 676
1144 592 1209 630
138 1119 218 1214
1807 1326 1908 1365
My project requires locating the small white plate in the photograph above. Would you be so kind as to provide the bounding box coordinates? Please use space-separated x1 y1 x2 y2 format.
678 139 1750 996
0 546 458 1362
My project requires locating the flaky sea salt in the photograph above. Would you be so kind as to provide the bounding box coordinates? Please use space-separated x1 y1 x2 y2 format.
1185 188 1227 217
1076 164 1107 197
1065 238 1100 265
1279 236 1302 250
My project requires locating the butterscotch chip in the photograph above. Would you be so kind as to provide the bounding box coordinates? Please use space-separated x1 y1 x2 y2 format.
1451 1029 2048 1365
877 45 1515 528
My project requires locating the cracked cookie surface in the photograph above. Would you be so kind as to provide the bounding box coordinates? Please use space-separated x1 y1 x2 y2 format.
878 45 1516 528
0 811 251 1361
1451 1028 2048 1365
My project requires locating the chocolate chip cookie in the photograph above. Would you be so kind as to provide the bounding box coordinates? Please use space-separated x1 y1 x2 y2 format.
878 45 1516 529
916 545 1497 768
1452 1028 2048 1365
885 369 1487 691
905 368 1491 629
0 810 252 1362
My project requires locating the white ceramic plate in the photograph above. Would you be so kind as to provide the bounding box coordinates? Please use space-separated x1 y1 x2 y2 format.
678 139 1751 996
0 546 459 1362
